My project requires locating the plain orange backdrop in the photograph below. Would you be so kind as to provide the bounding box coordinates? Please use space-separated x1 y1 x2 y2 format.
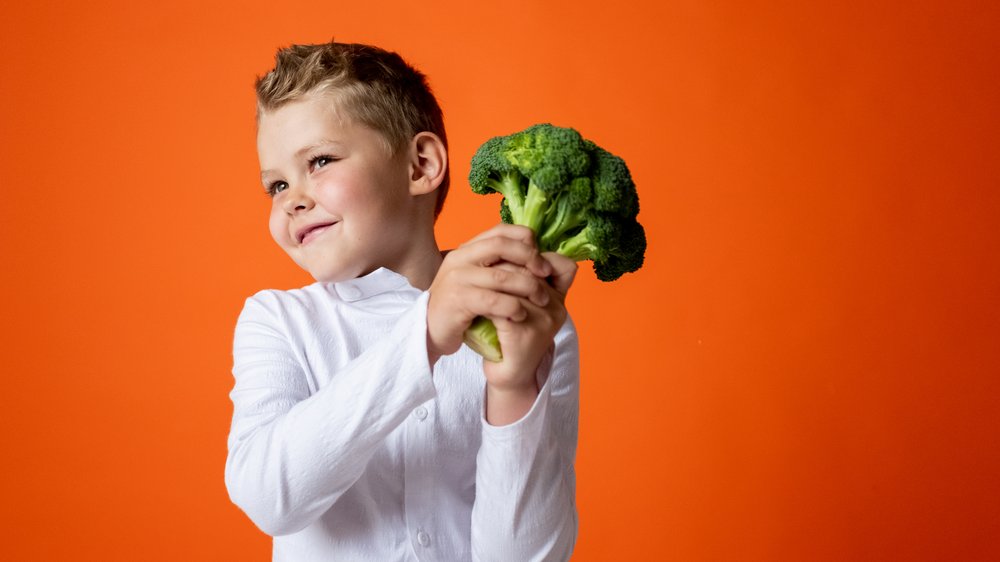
1 0 998 560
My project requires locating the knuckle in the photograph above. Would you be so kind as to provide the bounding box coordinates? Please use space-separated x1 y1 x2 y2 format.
490 267 510 285
506 300 525 319
502 296 520 314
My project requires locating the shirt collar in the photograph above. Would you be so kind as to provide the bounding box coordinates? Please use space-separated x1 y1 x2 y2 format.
330 267 417 302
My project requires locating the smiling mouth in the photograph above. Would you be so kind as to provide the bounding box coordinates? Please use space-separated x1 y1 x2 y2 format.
299 223 337 245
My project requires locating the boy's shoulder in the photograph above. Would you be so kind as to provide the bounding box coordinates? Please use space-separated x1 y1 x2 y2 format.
240 282 333 320
238 267 420 324
246 281 326 302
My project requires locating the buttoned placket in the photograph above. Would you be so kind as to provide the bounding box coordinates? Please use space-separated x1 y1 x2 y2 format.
404 398 437 558
331 267 443 558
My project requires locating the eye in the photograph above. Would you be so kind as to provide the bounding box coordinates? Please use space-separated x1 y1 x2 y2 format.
309 154 337 171
265 181 288 197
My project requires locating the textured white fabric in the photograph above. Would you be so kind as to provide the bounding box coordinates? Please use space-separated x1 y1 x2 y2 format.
225 267 579 561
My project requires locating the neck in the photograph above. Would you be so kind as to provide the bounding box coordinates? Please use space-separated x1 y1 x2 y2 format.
400 250 444 292
385 231 444 291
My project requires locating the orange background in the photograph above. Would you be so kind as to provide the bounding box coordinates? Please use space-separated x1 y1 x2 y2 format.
2 0 998 560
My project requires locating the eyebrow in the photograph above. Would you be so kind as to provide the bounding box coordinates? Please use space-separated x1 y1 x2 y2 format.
260 139 341 181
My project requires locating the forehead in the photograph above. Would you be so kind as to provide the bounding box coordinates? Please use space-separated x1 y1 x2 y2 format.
256 92 397 180
257 94 347 150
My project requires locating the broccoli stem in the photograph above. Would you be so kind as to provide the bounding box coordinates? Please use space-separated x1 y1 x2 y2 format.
463 316 503 362
555 227 595 262
519 181 549 234
468 176 546 363
467 220 596 363
539 201 586 252
489 172 527 219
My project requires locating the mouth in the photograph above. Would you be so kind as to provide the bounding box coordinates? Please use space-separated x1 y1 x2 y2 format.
297 222 338 245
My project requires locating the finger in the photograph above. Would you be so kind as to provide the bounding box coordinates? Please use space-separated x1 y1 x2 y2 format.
495 296 565 338
540 252 578 297
459 236 552 278
464 287 529 322
465 264 550 307
463 223 538 248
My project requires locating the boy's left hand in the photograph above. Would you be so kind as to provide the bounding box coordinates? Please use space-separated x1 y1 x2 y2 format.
483 252 577 425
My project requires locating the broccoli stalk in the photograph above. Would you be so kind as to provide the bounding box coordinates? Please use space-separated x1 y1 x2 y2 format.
538 177 592 251
520 180 550 235
465 123 647 361
463 316 503 361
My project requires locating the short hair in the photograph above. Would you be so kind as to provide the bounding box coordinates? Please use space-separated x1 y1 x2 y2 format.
255 40 449 217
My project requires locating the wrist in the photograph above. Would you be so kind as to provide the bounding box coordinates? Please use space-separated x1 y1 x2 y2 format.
485 380 539 426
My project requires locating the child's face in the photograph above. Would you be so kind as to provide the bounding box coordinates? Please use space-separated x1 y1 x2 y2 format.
257 93 419 283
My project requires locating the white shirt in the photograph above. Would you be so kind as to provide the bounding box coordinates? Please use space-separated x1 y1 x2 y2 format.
225 267 579 561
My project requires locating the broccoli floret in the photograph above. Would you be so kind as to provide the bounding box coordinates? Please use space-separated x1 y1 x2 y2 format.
470 123 591 234
469 136 528 220
592 220 646 282
590 145 639 219
465 123 647 360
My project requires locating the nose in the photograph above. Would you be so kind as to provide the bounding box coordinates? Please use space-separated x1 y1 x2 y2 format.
281 183 315 215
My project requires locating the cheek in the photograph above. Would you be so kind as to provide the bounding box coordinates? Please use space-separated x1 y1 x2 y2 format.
317 188 353 211
268 207 289 245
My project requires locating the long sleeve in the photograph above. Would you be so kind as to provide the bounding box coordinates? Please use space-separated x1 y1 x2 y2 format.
470 316 580 561
224 290 437 537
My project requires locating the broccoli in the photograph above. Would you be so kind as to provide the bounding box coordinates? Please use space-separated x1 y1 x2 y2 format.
465 123 647 361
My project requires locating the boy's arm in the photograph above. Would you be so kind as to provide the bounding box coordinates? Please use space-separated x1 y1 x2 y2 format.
471 315 580 561
427 223 579 559
224 290 436 537
468 253 580 561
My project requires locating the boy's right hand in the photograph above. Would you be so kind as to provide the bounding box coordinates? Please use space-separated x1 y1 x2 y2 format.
427 224 553 364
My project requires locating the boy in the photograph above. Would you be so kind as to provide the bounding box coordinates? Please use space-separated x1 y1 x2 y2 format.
225 41 580 561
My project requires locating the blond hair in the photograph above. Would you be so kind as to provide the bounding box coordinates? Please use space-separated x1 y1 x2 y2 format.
255 40 449 217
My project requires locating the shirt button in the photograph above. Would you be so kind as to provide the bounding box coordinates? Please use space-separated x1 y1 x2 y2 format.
414 406 428 421
417 530 431 547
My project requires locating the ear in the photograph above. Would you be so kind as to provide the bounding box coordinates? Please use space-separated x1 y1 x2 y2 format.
407 132 447 196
